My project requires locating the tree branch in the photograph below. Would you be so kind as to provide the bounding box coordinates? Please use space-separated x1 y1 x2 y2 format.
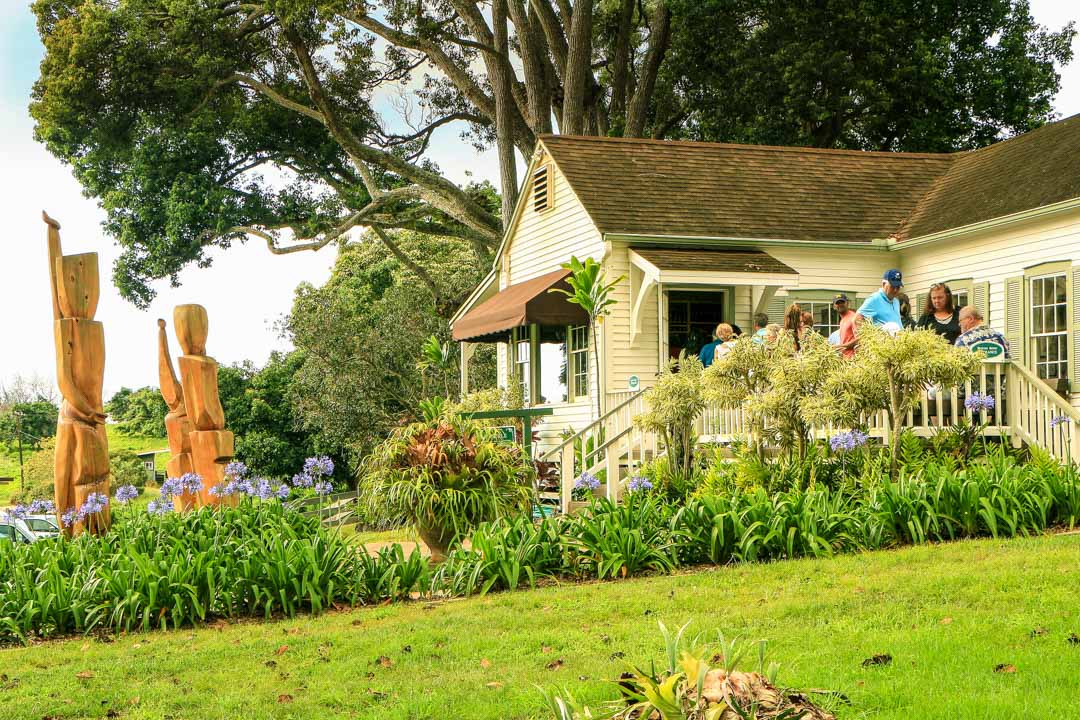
371 226 445 303
625 0 671 137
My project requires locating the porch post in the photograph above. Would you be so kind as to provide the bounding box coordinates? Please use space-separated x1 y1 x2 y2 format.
459 342 475 397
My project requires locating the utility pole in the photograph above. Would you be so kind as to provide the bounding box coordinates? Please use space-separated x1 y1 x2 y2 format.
14 410 25 493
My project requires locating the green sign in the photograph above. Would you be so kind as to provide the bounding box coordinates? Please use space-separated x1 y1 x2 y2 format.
495 426 516 444
971 341 1005 359
628 375 640 391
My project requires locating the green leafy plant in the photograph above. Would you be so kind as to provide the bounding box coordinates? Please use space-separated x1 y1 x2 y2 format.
549 256 624 420
634 357 707 490
357 414 536 561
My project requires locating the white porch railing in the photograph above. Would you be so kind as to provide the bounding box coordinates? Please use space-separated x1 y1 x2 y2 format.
546 359 1080 512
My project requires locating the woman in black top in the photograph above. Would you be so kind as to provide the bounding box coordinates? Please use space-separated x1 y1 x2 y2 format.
916 283 962 343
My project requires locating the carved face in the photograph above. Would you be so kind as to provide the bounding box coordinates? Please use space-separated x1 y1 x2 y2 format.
174 304 209 355
56 253 100 319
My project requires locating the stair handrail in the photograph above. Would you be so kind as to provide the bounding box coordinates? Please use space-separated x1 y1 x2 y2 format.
538 389 646 462
1008 361 1080 422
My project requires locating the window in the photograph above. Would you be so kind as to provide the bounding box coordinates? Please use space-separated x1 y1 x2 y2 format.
952 289 970 309
532 164 552 213
569 325 589 400
514 335 531 402
800 301 841 339
1030 273 1068 380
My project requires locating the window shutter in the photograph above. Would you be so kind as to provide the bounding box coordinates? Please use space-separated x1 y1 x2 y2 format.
915 292 928 319
1071 267 1080 391
972 281 989 318
532 164 552 212
767 296 787 325
1004 275 1026 365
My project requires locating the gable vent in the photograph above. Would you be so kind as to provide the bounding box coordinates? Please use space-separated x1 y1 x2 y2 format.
532 164 552 213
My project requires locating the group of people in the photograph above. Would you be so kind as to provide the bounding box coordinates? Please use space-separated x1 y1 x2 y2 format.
699 269 1011 367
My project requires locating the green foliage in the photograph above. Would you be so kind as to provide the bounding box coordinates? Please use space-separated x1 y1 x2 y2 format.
357 414 536 549
634 357 706 489
109 450 148 491
11 437 56 505
0 401 58 452
804 325 981 478
105 387 167 438
446 381 525 430
287 233 494 457
668 0 1075 152
564 495 678 580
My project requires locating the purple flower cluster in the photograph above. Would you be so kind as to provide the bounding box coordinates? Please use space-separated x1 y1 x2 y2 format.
3 498 58 523
829 430 869 452
314 481 333 497
115 485 139 504
1050 415 1072 429
574 472 600 491
293 455 334 491
224 461 249 480
627 476 654 493
147 499 174 515
161 473 204 501
58 492 111 528
964 392 996 413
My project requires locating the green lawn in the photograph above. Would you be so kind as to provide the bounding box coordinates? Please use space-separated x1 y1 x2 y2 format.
1 533 1077 719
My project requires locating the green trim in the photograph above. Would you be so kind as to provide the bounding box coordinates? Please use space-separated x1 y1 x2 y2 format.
1024 259 1073 278
785 288 859 301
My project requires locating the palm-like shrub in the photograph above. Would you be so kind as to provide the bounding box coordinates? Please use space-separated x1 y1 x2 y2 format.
358 414 535 560
803 325 979 479
634 357 706 489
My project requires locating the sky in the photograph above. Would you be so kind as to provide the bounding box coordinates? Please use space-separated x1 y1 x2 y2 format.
0 0 1078 401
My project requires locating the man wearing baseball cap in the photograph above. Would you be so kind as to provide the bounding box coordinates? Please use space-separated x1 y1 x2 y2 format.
832 293 857 358
837 270 904 355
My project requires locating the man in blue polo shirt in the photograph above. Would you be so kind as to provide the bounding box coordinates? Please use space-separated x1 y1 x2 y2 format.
857 269 904 327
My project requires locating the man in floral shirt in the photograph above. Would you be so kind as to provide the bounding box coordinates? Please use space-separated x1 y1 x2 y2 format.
954 306 1011 359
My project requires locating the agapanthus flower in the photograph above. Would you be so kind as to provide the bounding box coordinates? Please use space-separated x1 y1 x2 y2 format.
275 483 291 501
303 456 334 478
224 461 249 480
159 477 184 499
1050 415 1072 429
829 430 868 452
60 508 78 528
251 477 274 500
291 472 314 489
627 476 653 493
4 504 29 521
574 472 600 491
115 485 139 504
79 492 109 518
179 473 204 496
964 392 996 413
147 499 174 515
314 481 334 496
28 499 55 515
208 483 232 498
231 478 255 496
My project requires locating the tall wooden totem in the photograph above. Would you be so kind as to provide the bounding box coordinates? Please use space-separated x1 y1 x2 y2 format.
173 304 234 507
157 318 198 511
45 212 110 535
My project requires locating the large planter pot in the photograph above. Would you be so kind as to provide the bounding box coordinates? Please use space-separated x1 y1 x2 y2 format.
416 522 458 563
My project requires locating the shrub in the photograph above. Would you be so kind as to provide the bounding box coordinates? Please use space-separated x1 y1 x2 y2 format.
357 414 535 560
634 357 706 489
10 437 56 505
109 449 149 491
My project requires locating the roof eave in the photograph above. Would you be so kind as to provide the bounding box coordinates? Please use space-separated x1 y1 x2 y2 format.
607 233 891 250
889 195 1080 250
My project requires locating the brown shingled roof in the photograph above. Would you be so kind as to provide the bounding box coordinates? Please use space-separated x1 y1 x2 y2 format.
898 114 1080 240
538 115 1080 244
633 248 797 275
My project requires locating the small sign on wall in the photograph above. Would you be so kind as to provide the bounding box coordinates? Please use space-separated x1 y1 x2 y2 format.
494 426 516 444
628 375 640 391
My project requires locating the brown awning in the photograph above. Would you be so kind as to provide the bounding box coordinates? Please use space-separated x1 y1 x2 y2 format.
452 269 589 342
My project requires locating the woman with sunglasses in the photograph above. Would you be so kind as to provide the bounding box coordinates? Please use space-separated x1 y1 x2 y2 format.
916 283 962 343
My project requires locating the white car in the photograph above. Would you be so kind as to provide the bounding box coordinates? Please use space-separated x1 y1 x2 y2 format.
0 519 36 544
0 514 59 544
22 514 61 539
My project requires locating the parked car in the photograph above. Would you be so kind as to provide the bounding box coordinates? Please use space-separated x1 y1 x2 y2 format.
0 519 36 544
22 514 60 539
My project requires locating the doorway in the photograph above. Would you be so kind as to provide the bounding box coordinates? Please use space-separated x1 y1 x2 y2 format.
666 290 728 359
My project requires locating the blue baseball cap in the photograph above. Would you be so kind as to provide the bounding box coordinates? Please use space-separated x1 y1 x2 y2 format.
883 269 903 288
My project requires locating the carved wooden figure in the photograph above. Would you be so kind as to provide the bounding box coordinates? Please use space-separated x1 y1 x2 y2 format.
174 304 234 506
45 211 110 536
157 319 198 511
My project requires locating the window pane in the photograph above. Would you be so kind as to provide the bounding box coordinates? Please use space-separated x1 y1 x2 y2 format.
1037 338 1049 363
539 343 567 404
1032 306 1044 334
1055 304 1068 333
1056 275 1067 302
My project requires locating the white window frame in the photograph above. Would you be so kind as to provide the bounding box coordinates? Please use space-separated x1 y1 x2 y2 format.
1029 272 1069 381
568 325 589 402
799 300 842 339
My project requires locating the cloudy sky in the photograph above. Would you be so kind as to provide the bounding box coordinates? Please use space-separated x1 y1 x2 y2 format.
1 1 1078 401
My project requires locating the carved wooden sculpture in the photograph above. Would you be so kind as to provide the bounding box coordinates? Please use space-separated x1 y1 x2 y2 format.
45 211 110 535
157 319 198 511
174 304 234 506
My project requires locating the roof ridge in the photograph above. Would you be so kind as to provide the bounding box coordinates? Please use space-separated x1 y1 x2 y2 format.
539 133 957 161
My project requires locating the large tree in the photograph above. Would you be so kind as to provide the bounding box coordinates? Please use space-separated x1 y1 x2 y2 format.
32 0 1073 307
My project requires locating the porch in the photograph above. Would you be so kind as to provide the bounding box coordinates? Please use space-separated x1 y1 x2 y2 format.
538 359 1080 513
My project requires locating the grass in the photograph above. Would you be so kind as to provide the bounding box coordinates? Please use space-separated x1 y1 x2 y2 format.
1 533 1077 719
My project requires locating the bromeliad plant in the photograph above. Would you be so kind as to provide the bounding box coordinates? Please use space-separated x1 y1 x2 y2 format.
358 413 536 561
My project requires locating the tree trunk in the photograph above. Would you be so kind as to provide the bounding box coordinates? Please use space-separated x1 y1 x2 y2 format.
887 372 901 482
625 1 671 137
561 0 594 135
591 320 602 423
492 0 519 230
609 0 635 123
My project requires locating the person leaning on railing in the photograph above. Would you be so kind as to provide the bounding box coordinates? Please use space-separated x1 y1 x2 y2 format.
954 306 1011 358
